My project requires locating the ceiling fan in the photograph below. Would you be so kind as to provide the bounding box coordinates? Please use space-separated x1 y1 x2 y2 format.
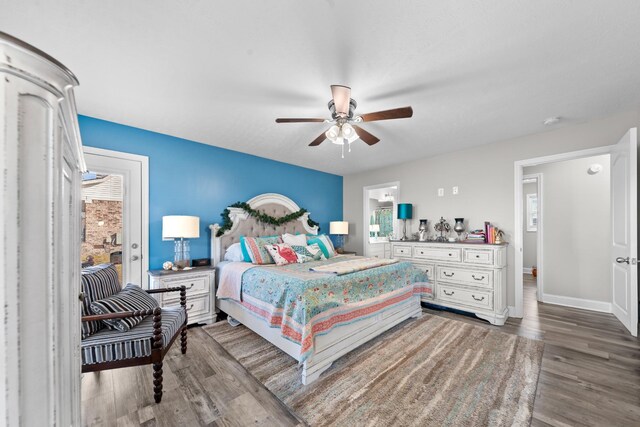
275 85 413 156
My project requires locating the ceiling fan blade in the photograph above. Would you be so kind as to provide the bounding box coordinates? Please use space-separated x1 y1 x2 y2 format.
275 118 326 123
359 106 413 122
309 130 328 146
353 125 380 146
331 85 351 116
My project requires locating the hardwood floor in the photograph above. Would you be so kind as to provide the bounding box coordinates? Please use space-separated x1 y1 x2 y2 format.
82 275 640 426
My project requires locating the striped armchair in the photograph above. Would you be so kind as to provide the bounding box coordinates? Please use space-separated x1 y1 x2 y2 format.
80 264 188 403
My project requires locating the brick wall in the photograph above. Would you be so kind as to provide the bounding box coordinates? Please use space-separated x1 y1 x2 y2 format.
81 199 123 265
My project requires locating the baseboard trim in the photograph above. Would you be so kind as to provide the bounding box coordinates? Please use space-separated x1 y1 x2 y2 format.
541 293 612 313
522 267 533 275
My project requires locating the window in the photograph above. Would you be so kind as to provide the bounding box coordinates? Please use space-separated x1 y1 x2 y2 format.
526 193 538 232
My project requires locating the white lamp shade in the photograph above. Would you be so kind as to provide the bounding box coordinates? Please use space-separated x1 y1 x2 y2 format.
370 224 380 232
162 215 200 239
330 221 349 235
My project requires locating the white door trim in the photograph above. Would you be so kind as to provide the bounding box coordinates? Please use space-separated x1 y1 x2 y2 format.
523 173 543 301
362 181 400 255
513 145 613 318
83 146 149 286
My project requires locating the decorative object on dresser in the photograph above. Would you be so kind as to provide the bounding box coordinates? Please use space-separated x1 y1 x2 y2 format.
148 266 216 325
390 240 508 325
1 32 86 425
162 215 200 268
434 217 451 242
330 221 349 252
81 264 188 404
418 219 428 241
397 203 413 241
453 218 465 241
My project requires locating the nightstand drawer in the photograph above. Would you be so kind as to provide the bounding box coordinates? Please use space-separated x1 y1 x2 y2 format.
412 263 434 281
162 274 210 298
436 266 493 289
165 293 210 317
437 284 493 310
414 247 462 262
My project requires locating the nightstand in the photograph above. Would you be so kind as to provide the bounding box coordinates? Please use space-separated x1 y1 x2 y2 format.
148 267 216 325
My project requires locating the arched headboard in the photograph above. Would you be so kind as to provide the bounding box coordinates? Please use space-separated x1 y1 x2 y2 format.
209 193 319 266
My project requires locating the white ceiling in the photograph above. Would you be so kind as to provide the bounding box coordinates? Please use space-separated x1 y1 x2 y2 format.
3 1 640 175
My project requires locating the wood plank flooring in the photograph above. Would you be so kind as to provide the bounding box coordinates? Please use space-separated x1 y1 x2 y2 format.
82 275 640 426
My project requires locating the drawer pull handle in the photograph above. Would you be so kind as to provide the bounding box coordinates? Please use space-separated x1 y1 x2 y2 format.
475 255 480 258
448 253 453 256
186 304 195 311
443 271 455 277
472 295 485 301
187 283 195 290
443 290 455 296
471 275 485 281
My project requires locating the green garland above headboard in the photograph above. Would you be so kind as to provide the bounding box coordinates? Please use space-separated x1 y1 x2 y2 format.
216 201 320 237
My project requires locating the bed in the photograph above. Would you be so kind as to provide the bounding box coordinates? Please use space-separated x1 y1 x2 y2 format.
209 193 431 384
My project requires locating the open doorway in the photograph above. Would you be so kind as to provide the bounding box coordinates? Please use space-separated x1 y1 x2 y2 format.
363 182 399 258
514 129 638 336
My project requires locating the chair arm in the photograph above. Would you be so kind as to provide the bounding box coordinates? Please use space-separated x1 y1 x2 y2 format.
81 307 160 323
146 285 187 310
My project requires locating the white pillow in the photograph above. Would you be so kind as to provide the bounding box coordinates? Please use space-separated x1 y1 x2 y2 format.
281 233 307 246
224 242 245 262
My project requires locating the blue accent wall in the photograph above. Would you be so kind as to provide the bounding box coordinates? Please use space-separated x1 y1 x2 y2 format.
79 116 343 270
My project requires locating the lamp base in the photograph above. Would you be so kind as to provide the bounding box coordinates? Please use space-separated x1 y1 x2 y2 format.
174 238 191 269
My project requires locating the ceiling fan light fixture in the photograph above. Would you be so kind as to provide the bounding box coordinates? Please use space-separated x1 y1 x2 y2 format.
326 125 340 142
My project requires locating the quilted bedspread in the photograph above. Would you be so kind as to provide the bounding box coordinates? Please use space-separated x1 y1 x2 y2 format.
221 256 431 361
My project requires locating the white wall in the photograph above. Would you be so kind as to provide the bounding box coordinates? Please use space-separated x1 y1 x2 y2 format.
525 155 611 303
343 109 640 307
523 181 537 270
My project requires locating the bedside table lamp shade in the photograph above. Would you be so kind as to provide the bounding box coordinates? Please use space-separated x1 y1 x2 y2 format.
397 203 413 241
329 221 349 252
163 216 200 268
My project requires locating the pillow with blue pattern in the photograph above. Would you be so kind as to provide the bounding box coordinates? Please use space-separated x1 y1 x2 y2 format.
292 243 327 263
90 283 159 332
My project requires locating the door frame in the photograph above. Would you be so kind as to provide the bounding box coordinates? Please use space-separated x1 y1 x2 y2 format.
362 181 400 256
513 145 613 318
82 146 149 286
522 173 544 301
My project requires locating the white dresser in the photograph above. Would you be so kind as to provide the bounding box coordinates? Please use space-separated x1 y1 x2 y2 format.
148 267 217 325
390 241 508 325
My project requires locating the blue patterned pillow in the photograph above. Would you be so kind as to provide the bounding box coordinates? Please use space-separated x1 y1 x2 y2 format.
307 234 336 258
90 283 159 332
292 243 326 263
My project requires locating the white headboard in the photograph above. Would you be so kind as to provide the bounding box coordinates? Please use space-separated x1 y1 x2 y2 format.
209 193 319 266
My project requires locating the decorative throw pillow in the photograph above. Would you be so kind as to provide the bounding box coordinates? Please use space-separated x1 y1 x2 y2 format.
90 283 159 332
264 243 299 266
81 263 121 339
292 243 326 263
307 234 336 258
241 235 282 264
281 233 308 246
224 242 245 262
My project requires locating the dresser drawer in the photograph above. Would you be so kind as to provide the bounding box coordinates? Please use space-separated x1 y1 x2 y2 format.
414 247 462 262
412 263 434 281
437 284 493 310
393 245 413 258
164 293 210 317
463 249 494 265
436 266 493 288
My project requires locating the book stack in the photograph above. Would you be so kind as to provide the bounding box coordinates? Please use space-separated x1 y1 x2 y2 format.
466 229 486 243
484 221 498 244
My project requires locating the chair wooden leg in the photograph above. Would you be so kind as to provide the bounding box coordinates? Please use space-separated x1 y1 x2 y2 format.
181 327 187 354
153 362 163 403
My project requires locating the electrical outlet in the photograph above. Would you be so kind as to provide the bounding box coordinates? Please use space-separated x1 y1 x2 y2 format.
438 188 444 197
452 186 459 195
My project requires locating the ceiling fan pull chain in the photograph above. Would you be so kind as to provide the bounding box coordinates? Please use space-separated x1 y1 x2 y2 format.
341 143 344 158
348 140 351 153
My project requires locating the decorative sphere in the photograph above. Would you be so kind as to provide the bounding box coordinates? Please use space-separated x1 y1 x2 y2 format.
162 261 173 270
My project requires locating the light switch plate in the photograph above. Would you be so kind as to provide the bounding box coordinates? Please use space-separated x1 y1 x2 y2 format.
438 188 444 197
452 186 459 195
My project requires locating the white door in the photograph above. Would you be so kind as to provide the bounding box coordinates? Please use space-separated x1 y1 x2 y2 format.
611 128 638 336
83 147 148 286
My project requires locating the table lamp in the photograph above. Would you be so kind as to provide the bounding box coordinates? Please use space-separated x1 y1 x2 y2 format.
397 203 413 241
370 224 380 237
329 221 349 253
162 215 200 268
